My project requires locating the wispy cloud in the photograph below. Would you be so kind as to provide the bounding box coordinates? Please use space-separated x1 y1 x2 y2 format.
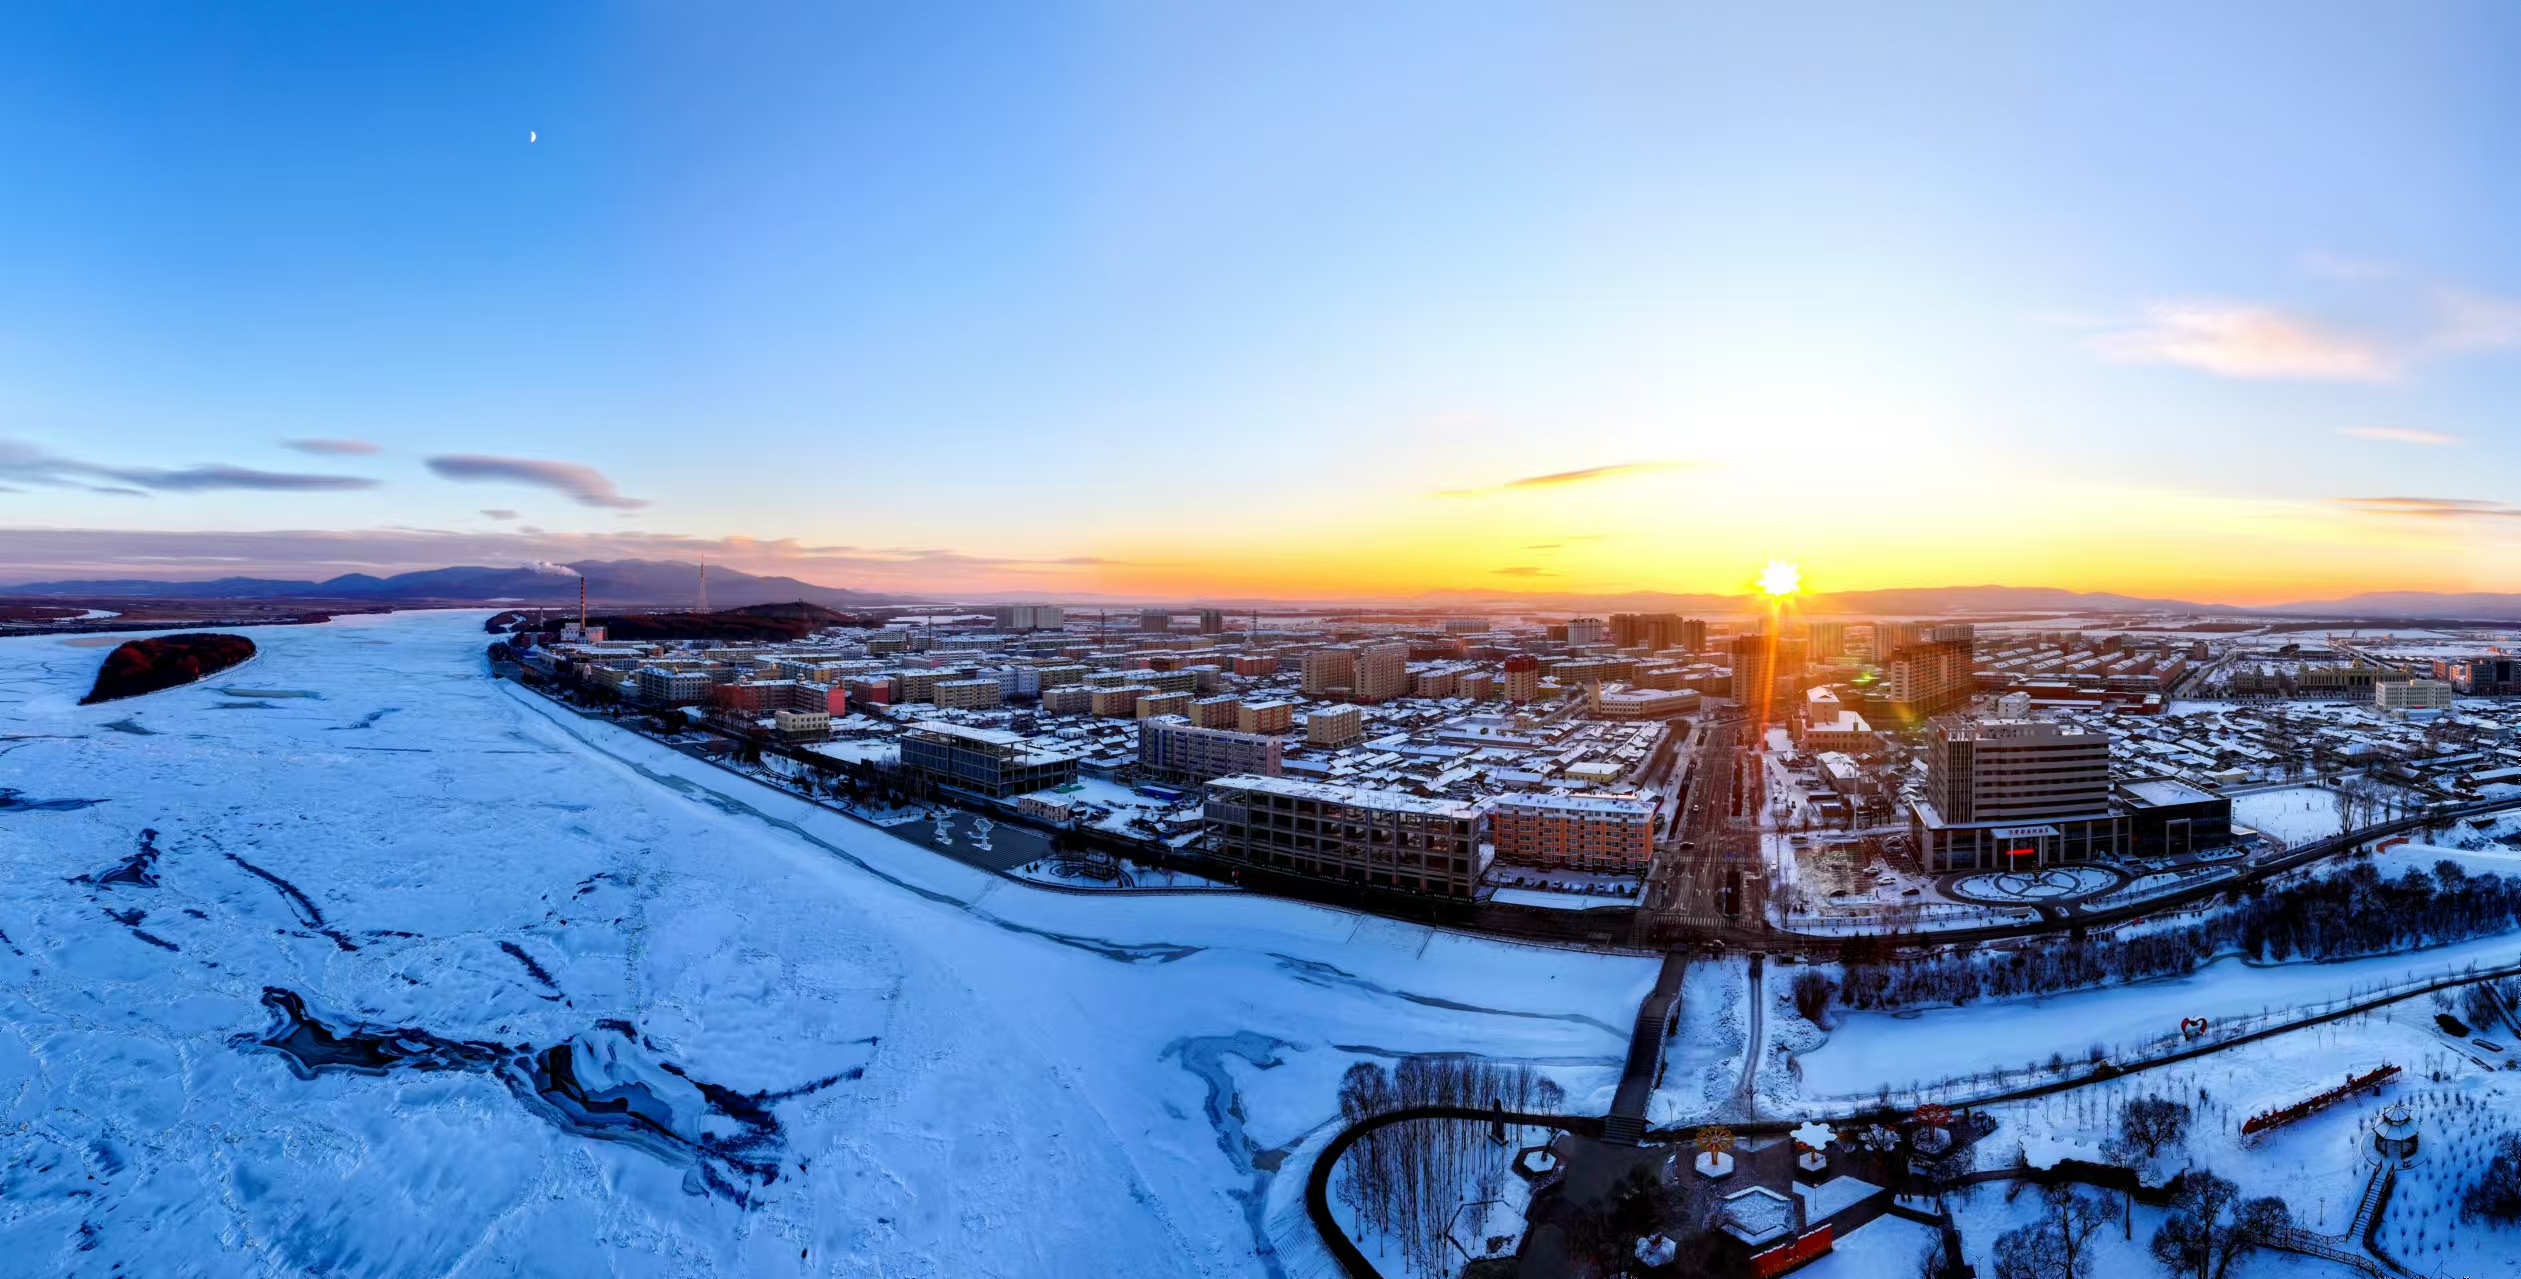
2338 426 2460 447
283 438 382 456
2331 496 2521 519
480 509 519 520
1492 565 1556 577
2089 303 2399 382
2085 272 2521 384
1435 460 1693 499
0 440 377 493
0 527 1122 590
425 455 647 509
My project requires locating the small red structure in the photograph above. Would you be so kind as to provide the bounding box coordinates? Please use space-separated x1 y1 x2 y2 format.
2240 1064 2400 1140
1750 1226 1834 1278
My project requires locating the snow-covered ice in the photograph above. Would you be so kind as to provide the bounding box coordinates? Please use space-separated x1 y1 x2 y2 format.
0 612 1654 1276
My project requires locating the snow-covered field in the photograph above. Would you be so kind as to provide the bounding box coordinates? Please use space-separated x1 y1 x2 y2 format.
0 611 1654 1276
1795 931 2521 1103
2232 786 2347 846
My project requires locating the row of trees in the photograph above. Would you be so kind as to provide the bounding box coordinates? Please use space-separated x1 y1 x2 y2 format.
1334 1056 1564 1279
1827 859 2521 1013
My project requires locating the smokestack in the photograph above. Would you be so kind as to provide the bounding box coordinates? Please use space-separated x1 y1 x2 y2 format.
578 576 586 628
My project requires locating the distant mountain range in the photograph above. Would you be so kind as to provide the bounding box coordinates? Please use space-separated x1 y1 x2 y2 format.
10 563 2521 621
0 560 921 610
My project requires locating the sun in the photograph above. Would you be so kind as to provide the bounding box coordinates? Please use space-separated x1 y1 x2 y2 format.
1757 559 1802 598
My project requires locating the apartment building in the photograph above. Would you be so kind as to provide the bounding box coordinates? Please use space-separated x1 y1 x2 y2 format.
1189 695 1243 729
635 666 715 707
1091 686 1151 717
1301 646 1358 697
1886 639 1973 721
1238 700 1296 735
1203 775 1487 898
990 603 1065 631
1488 794 1658 872
1039 685 1095 715
933 677 1004 710
1503 654 1541 704
1138 716 1284 781
1233 654 1281 677
1306 704 1364 747
1807 621 1847 661
1136 690 1194 719
1566 617 1606 645
1354 642 1410 703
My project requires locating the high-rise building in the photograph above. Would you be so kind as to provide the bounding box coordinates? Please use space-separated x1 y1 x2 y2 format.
1203 775 1486 897
1502 653 1541 704
1728 634 1776 723
1887 640 1974 721
1197 608 1226 635
990 603 1065 631
1610 613 1698 653
1807 621 1847 661
1140 608 1172 633
1874 620 1923 656
1913 716 2117 870
1566 617 1607 646
1929 622 1976 646
1354 641 1409 703
1301 646 1358 697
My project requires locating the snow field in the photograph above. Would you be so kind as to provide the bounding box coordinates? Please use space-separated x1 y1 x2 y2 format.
0 612 1653 1277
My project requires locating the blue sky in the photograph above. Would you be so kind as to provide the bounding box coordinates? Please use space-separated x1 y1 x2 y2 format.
3 3 2518 600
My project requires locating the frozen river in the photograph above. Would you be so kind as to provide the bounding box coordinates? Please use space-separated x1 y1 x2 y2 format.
0 611 1653 1276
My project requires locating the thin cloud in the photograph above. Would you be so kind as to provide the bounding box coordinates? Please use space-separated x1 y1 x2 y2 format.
480 509 519 520
2331 496 2521 519
1435 460 1694 499
0 527 1124 589
284 438 382 456
1491 565 1557 577
0 440 377 493
425 455 647 509
2338 426 2460 447
2089 303 2398 382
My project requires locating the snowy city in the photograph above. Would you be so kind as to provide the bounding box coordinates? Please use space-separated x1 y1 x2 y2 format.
9 6 2521 1277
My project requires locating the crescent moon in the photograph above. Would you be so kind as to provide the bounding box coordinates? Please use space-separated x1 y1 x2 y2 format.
528 130 538 142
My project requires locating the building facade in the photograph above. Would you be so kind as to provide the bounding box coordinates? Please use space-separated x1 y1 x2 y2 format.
1203 775 1487 897
1912 716 2119 870
1306 704 1364 747
899 722 1077 798
1139 716 1284 781
1488 794 1658 872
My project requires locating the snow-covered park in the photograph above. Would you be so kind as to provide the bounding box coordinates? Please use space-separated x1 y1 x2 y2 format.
0 611 1656 1276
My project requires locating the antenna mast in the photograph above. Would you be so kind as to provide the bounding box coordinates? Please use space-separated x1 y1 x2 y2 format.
698 564 709 614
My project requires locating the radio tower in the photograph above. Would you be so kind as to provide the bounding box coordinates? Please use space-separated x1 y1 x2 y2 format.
698 564 709 614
